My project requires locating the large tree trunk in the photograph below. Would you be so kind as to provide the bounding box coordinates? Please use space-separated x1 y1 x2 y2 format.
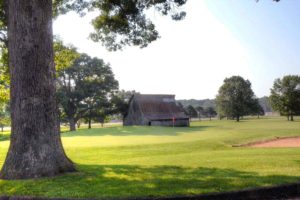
0 0 75 180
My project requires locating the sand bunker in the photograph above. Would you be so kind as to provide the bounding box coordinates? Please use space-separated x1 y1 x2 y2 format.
251 137 300 147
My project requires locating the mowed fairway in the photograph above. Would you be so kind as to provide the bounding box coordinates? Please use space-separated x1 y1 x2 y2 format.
0 117 300 199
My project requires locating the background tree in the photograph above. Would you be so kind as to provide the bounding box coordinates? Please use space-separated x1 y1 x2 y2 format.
204 107 217 121
216 76 258 122
0 46 9 106
258 96 272 113
195 106 204 120
185 105 198 119
111 90 138 121
83 97 112 129
84 107 111 128
0 102 9 132
0 48 9 116
57 53 118 131
249 98 265 118
54 38 80 73
269 75 300 121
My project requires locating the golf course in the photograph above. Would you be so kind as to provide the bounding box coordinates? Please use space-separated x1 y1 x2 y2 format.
0 117 299 199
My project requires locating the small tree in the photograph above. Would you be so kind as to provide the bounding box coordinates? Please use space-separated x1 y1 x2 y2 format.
195 106 204 120
204 107 217 121
269 75 300 121
185 105 198 119
216 76 257 122
249 99 265 118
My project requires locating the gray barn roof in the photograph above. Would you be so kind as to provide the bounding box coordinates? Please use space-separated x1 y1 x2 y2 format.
133 94 188 120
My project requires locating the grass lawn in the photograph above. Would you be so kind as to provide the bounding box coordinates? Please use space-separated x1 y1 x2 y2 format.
0 117 300 199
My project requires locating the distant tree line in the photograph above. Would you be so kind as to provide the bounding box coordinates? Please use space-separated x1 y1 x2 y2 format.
177 103 217 121
179 75 300 122
177 97 272 114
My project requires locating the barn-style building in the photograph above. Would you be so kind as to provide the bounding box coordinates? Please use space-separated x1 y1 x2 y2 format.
124 94 189 127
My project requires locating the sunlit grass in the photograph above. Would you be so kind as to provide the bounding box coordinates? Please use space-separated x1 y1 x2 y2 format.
0 117 300 199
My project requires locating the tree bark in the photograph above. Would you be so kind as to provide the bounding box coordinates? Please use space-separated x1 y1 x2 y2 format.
0 0 75 180
69 118 76 131
88 119 91 129
236 116 240 122
290 114 294 121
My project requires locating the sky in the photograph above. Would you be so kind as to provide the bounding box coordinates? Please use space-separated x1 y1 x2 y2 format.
53 0 300 100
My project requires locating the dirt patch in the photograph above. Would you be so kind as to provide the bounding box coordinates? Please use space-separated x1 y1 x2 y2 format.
252 137 300 147
234 136 300 148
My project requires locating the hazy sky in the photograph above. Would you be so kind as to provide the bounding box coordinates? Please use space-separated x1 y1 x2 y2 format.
53 0 300 100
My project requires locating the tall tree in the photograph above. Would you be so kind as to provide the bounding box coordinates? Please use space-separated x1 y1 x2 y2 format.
0 0 75 179
216 76 257 122
269 75 300 121
57 53 118 131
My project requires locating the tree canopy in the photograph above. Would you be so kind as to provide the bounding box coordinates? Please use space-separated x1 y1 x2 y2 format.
54 0 186 50
54 38 80 73
0 0 187 51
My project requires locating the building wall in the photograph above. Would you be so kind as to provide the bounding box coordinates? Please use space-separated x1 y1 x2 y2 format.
124 98 148 126
151 119 189 127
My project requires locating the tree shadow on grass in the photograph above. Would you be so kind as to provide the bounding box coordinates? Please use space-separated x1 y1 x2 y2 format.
62 125 214 137
0 134 9 142
0 125 214 143
0 164 299 199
